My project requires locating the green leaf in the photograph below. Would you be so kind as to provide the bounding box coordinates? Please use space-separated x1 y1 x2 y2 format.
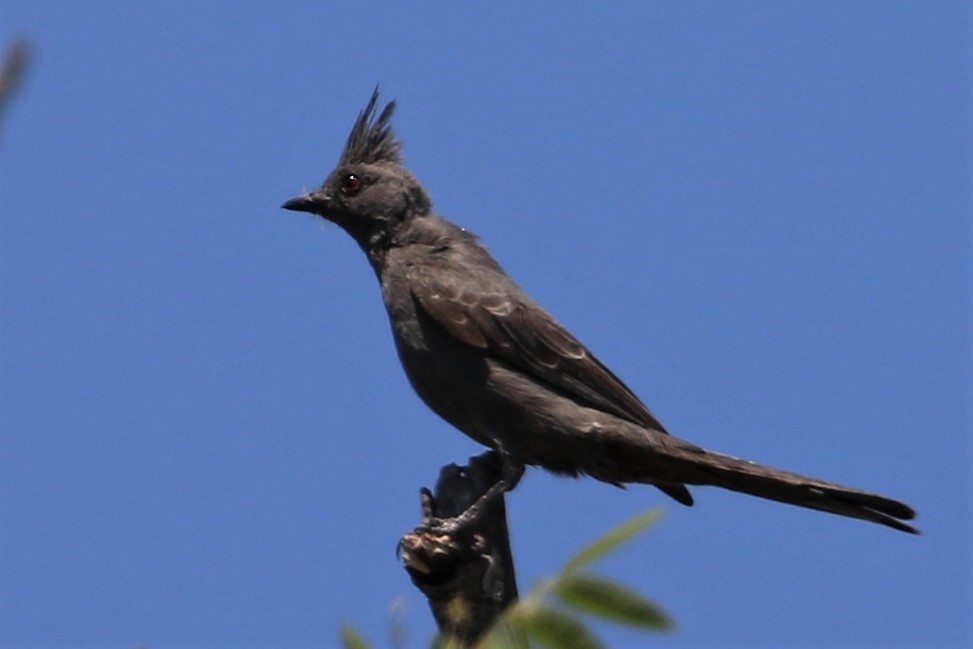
340 624 372 649
435 635 470 649
563 509 662 574
475 620 530 649
554 574 673 630
516 605 605 649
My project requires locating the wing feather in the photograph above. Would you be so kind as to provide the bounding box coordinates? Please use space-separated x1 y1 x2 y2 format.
407 259 669 433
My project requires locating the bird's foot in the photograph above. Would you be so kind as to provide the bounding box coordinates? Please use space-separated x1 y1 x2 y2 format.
420 457 524 536
421 480 506 534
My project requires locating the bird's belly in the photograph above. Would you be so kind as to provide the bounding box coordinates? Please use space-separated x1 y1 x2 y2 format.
391 326 499 449
394 330 623 474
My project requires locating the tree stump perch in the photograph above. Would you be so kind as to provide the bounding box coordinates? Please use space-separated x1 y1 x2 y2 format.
399 451 519 646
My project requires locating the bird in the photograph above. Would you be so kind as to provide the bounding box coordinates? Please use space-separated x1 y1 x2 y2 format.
282 88 918 535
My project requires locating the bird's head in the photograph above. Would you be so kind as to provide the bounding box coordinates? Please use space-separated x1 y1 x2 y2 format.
282 88 432 254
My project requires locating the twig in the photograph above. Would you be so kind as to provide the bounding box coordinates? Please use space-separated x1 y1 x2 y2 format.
0 39 31 131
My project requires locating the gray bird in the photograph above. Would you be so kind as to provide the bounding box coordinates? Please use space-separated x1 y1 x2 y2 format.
283 89 918 534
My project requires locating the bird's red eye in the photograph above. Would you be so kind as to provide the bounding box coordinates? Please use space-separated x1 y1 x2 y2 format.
340 173 362 195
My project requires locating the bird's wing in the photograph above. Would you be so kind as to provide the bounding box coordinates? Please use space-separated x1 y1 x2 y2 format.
406 258 668 433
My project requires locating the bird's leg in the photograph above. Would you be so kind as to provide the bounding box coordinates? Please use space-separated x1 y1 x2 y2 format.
424 454 524 535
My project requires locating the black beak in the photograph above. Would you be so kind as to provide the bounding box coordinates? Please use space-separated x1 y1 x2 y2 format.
281 192 329 214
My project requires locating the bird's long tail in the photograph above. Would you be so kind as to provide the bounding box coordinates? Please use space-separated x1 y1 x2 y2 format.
653 440 919 534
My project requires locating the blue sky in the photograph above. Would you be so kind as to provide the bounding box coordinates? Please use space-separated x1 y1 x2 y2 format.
1 2 969 648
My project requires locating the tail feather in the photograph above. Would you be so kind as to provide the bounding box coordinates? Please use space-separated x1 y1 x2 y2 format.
657 483 694 506
657 442 919 534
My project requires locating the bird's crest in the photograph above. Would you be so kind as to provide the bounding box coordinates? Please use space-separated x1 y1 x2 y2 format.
340 87 402 166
